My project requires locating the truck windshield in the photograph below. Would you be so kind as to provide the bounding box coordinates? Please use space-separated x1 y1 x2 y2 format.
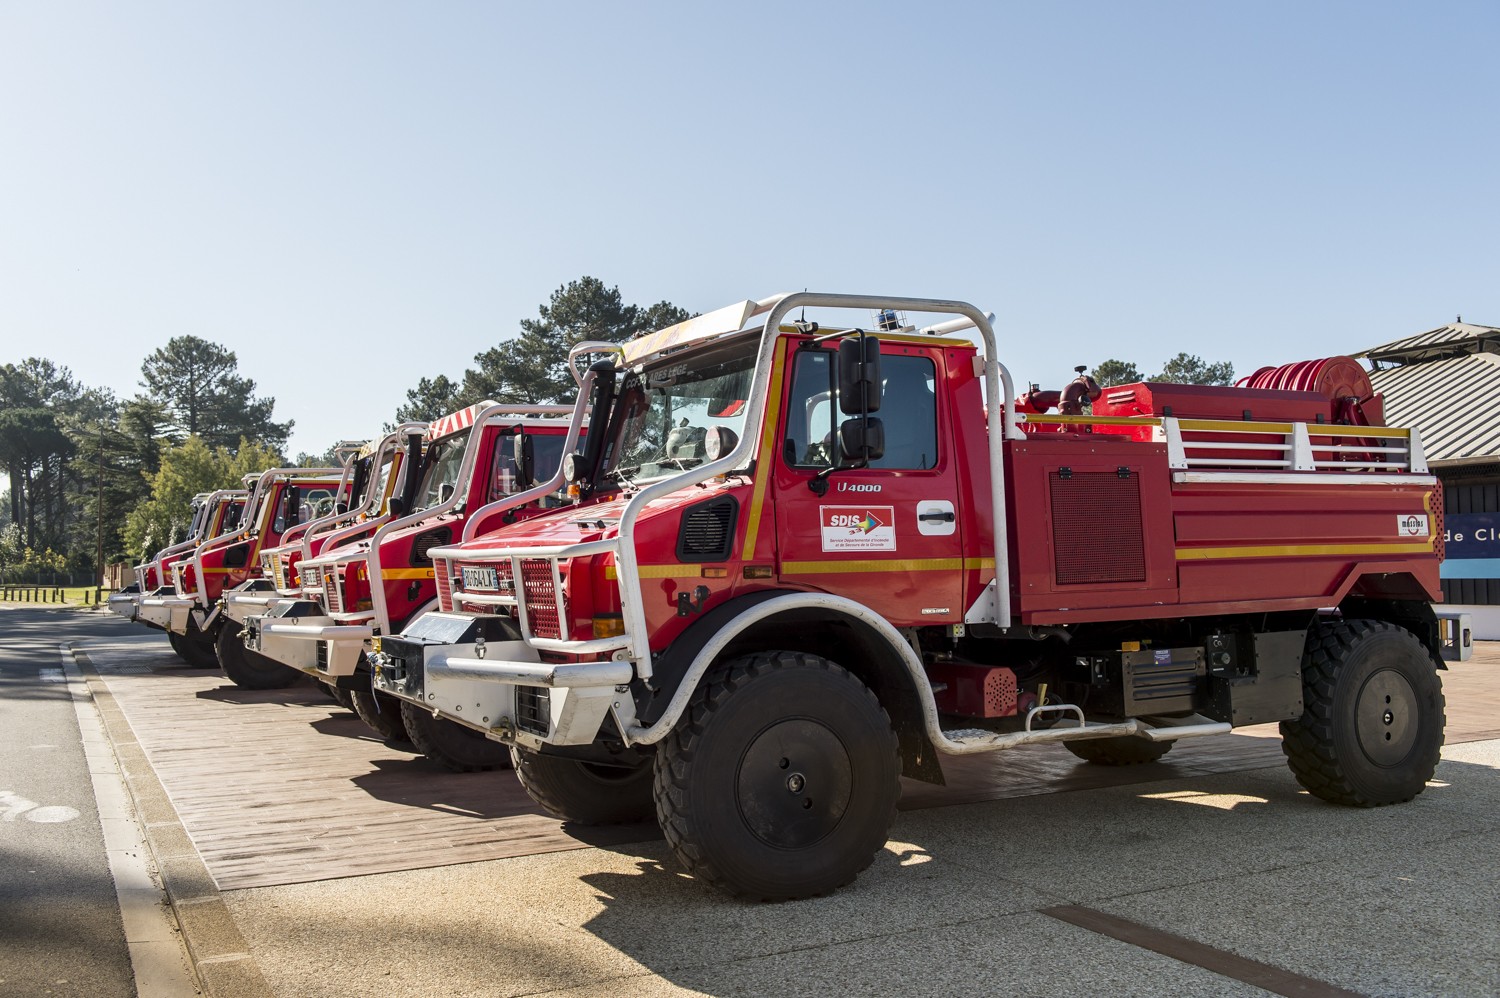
613 344 757 482
415 429 472 511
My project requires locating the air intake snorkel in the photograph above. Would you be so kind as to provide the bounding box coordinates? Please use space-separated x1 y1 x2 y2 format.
563 358 617 498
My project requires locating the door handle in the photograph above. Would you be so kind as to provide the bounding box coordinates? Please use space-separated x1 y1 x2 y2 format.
919 511 956 523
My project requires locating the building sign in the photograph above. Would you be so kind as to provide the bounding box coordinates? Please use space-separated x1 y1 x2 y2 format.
1441 512 1500 580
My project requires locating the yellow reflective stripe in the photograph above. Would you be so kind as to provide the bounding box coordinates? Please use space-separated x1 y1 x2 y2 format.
604 565 697 580
783 558 969 575
742 338 788 560
1176 541 1434 561
1174 419 1412 439
1023 415 1162 427
382 568 435 580
1176 419 1294 433
604 558 993 579
1304 424 1410 438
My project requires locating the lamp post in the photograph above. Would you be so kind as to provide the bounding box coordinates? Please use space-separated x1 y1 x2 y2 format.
94 418 104 605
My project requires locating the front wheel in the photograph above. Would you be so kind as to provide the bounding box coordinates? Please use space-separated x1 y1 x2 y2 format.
1280 619 1445 806
350 686 411 743
512 747 655 824
400 703 512 772
175 618 219 668
216 624 303 690
654 650 901 901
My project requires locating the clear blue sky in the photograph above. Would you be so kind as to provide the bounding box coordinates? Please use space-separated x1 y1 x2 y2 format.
3 1 1496 457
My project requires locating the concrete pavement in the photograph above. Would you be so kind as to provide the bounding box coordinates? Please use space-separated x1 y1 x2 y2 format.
28 608 1500 996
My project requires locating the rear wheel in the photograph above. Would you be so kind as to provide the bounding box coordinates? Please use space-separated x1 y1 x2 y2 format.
1280 619 1445 806
1065 736 1175 766
654 650 901 900
350 686 411 742
400 703 512 772
216 624 303 689
512 747 655 824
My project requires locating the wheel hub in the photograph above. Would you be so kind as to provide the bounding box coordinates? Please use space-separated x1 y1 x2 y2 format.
736 718 852 849
1355 668 1420 766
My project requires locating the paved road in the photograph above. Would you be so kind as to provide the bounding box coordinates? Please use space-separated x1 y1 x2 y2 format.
0 607 137 998
15 607 1500 997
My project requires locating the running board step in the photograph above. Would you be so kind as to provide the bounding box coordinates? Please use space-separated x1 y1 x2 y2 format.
936 716 1232 755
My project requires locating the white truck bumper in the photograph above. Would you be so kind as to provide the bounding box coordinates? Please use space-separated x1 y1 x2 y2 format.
372 613 629 748
245 603 374 677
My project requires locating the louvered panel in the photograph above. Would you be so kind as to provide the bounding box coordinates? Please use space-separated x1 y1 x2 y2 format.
433 557 452 612
676 495 738 561
1049 471 1146 585
325 569 344 613
520 559 561 639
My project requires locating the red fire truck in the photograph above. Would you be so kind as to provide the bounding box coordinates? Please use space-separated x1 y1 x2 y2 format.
371 293 1445 900
140 467 345 666
245 402 579 770
219 431 423 690
122 488 248 661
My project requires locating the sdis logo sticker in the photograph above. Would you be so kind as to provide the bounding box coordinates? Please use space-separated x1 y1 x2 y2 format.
820 505 896 552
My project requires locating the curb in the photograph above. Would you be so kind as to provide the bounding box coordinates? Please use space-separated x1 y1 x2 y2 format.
71 645 275 998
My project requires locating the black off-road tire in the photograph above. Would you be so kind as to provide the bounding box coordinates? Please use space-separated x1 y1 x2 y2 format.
216 624 303 690
654 650 901 901
511 747 655 823
1280 619 1445 807
323 683 355 711
350 686 411 743
1065 736 1175 766
166 631 191 663
175 618 220 668
399 702 512 772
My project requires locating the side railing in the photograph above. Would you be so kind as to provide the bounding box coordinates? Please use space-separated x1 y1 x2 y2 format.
1019 414 1430 478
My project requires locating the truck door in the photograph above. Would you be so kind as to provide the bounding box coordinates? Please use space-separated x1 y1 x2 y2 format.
770 340 965 628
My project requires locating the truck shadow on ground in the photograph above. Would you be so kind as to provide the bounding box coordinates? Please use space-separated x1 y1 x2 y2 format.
553 752 1499 998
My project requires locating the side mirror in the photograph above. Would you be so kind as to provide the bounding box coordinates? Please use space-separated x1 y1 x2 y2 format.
282 486 301 528
386 497 407 519
512 432 536 488
839 416 885 463
838 336 882 415
438 483 456 504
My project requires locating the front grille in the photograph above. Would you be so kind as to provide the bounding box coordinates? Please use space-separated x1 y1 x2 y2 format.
520 560 561 639
325 570 344 613
515 685 550 736
434 557 453 611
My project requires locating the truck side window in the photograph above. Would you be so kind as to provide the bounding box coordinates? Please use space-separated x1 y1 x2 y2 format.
874 357 938 470
784 351 938 470
785 350 836 468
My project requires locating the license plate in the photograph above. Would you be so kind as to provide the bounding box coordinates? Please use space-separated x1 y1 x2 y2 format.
461 566 499 590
